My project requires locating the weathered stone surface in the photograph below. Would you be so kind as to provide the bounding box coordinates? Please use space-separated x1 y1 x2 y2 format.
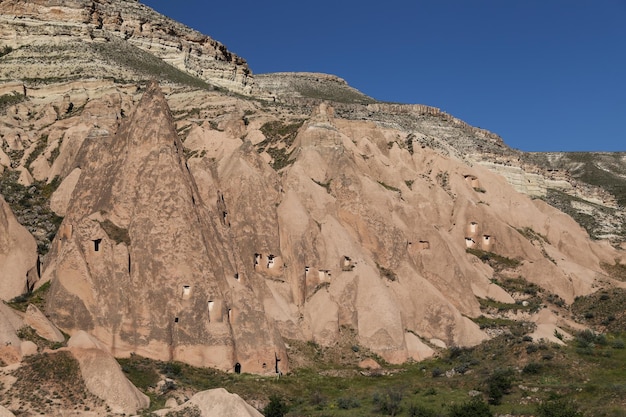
68 344 150 414
24 304 65 343
46 82 287 373
153 388 263 417
0 195 37 301
19 340 38 357
0 0 252 93
37 83 624 371
0 303 22 348
0 405 16 417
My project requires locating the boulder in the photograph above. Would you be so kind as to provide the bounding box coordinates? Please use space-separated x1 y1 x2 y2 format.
68 338 150 414
24 304 65 343
154 388 262 417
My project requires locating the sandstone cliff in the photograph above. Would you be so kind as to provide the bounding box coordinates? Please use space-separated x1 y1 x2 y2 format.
36 83 625 371
0 0 623 386
44 81 286 374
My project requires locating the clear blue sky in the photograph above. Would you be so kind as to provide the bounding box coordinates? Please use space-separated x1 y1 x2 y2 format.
142 1 625 152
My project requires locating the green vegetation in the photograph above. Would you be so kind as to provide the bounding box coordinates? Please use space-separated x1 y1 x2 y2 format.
3 351 105 414
263 395 289 417
25 135 48 167
378 181 401 193
0 170 63 254
256 120 304 171
313 178 332 193
466 248 521 271
111 329 626 416
0 92 25 111
0 44 13 57
16 325 65 350
572 288 626 332
100 219 131 245
9 281 51 313
376 262 398 281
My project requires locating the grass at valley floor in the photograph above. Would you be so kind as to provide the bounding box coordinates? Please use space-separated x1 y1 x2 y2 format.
119 330 626 417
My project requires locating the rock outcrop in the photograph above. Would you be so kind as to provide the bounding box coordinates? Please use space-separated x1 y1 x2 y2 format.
0 195 37 301
155 388 263 417
45 81 287 374
67 332 150 414
40 84 624 370
0 0 252 93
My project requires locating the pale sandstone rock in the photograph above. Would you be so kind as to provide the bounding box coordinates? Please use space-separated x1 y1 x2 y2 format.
19 340 38 357
0 149 10 168
0 405 16 417
154 388 263 417
47 82 287 374
0 303 22 349
0 196 37 301
16 168 33 186
358 358 381 370
50 168 82 216
24 304 65 343
164 397 179 409
69 346 150 414
67 330 108 351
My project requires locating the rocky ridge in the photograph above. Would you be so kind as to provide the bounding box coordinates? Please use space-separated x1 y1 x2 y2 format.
0 0 251 92
0 1 626 415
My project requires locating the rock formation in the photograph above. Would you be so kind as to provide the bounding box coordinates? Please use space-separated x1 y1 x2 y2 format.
38 81 625 371
0 0 623 392
45 81 287 374
0 195 37 301
67 331 150 414
0 0 252 93
154 388 264 417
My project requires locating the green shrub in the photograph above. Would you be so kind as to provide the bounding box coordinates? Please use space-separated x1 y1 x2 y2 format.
536 398 583 417
448 398 493 417
522 362 542 374
336 396 360 409
372 388 403 416
408 403 438 417
486 368 513 405
263 395 288 417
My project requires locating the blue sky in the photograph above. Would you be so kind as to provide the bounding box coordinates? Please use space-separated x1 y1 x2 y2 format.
142 1 625 152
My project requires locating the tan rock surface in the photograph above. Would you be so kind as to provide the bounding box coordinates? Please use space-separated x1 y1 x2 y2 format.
0 196 37 301
68 338 150 414
154 388 263 417
46 82 287 373
0 405 16 417
23 304 65 343
37 83 623 371
0 303 22 348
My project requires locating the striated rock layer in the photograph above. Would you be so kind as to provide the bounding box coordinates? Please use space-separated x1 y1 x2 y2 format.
0 0 251 92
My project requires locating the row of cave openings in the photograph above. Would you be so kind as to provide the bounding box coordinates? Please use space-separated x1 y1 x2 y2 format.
254 252 357 281
465 221 495 251
173 290 234 324
406 222 495 254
